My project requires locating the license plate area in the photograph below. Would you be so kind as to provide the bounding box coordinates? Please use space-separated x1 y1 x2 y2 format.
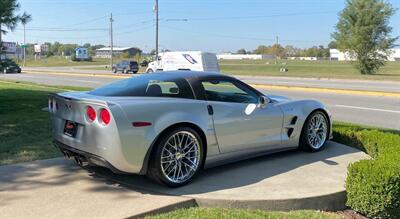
64 120 78 137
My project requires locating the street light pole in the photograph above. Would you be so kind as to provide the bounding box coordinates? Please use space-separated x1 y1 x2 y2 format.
155 0 159 59
109 13 114 72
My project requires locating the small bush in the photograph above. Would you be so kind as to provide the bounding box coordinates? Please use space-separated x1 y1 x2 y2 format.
333 123 400 218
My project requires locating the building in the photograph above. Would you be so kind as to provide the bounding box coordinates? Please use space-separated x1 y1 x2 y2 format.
330 48 400 61
216 53 275 60
95 47 141 58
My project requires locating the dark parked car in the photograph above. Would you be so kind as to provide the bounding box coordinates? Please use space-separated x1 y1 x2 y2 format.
112 61 139 74
0 59 21 73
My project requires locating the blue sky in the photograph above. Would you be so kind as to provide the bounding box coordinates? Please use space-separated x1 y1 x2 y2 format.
3 0 400 52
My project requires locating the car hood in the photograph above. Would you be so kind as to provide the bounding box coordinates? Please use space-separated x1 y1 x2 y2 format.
268 95 291 103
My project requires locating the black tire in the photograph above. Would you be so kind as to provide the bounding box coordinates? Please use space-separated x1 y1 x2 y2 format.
112 68 117 73
299 111 329 152
146 69 153 73
132 71 138 74
147 127 204 187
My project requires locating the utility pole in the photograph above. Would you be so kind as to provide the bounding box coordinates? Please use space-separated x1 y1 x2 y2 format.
275 35 279 64
109 13 114 72
154 0 159 60
23 24 26 66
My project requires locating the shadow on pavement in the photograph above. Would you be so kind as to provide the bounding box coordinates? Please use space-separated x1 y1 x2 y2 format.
85 141 362 196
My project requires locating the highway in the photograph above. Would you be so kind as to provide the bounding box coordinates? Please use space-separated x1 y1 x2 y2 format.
1 72 399 130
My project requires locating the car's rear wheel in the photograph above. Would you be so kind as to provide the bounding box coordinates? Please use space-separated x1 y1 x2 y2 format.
148 127 203 187
112 68 117 73
299 111 329 152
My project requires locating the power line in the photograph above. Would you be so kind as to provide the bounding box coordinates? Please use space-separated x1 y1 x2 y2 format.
21 28 108 31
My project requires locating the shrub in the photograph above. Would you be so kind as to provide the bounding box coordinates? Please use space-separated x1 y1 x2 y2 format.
333 123 400 218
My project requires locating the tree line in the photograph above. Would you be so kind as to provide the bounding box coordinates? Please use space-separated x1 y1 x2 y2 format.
235 43 336 58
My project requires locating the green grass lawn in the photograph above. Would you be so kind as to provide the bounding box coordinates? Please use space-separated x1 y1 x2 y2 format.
0 80 89 165
146 208 341 219
220 59 400 81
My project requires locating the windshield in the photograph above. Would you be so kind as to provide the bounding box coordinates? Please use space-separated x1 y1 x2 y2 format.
89 74 194 99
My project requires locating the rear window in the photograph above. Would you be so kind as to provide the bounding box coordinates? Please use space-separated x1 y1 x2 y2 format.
89 74 194 99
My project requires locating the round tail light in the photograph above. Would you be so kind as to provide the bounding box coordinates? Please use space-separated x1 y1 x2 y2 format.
99 108 111 125
86 106 96 122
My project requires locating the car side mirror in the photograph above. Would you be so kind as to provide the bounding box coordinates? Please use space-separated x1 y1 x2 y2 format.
258 96 269 108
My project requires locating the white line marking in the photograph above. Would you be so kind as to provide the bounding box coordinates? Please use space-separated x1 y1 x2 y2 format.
334 104 400 114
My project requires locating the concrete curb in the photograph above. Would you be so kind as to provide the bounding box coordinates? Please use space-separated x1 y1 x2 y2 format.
129 198 198 219
192 191 347 211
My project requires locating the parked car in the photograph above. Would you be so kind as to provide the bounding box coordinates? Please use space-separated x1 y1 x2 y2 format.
50 71 332 187
146 51 220 73
112 60 139 74
0 59 21 73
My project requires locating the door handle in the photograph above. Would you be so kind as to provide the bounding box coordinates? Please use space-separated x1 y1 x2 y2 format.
207 105 214 115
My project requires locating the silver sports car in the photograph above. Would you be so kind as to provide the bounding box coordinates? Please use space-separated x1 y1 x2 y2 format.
50 71 332 187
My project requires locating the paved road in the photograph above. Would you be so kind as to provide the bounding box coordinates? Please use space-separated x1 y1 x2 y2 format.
1 72 399 130
237 75 400 93
23 67 400 93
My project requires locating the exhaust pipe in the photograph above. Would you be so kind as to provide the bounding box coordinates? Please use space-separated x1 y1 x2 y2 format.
74 156 88 167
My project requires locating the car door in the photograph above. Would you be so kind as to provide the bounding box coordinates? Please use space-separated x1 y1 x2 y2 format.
201 79 283 153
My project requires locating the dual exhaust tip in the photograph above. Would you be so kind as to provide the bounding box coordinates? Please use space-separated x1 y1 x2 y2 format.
61 151 88 167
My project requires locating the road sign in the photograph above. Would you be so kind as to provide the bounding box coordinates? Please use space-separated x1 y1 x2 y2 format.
21 44 28 48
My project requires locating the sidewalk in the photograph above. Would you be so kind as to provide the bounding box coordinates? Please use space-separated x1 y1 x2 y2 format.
0 158 194 219
0 142 369 218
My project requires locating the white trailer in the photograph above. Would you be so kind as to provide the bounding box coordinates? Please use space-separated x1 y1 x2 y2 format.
146 51 220 73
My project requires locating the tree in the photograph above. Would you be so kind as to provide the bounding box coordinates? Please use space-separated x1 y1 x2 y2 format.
332 0 398 74
0 0 21 60
328 41 338 49
20 11 31 65
236 48 247 54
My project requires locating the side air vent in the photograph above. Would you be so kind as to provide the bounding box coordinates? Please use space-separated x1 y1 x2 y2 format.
287 128 294 138
290 116 298 125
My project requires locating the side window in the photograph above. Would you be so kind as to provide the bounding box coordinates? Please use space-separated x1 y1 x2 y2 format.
201 80 259 103
145 79 193 99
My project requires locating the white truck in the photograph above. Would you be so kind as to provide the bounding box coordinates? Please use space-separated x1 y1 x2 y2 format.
146 51 220 73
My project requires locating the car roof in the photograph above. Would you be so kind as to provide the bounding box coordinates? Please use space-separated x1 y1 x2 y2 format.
149 70 235 81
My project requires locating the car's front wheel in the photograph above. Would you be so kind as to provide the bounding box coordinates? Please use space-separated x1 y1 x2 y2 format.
299 111 329 152
148 127 203 187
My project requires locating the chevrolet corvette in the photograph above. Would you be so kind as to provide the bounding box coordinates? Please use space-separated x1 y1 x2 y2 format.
50 71 332 187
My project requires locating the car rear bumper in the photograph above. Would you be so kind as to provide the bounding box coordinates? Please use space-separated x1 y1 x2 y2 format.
54 140 130 174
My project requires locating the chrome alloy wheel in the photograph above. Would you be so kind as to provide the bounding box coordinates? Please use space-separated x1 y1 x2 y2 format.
160 131 201 184
307 113 328 149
